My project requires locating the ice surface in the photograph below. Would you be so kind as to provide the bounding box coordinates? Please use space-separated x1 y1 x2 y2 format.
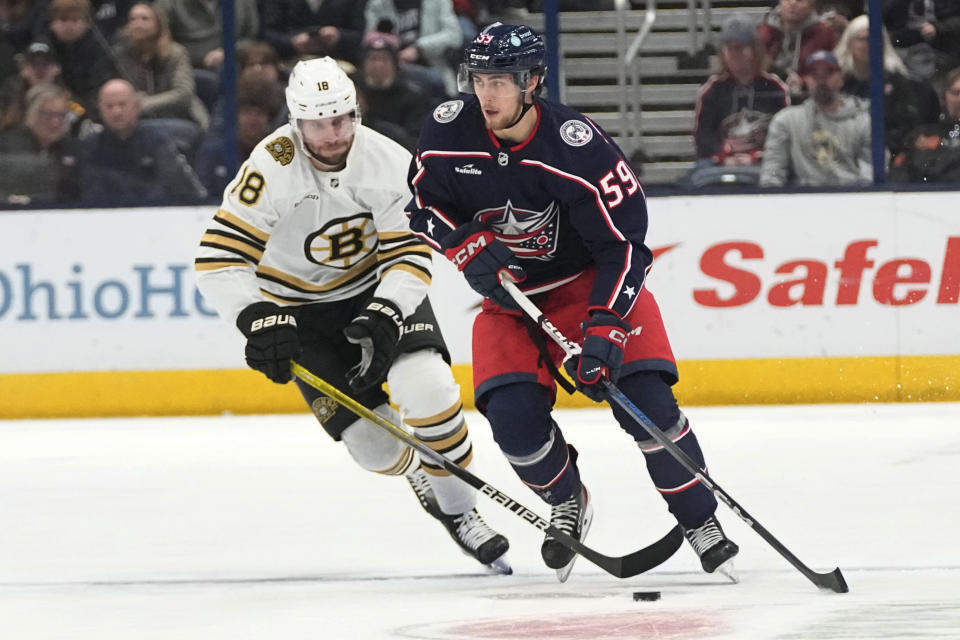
1 404 958 639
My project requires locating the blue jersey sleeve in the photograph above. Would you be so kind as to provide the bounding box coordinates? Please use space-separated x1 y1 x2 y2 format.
558 121 653 318
405 148 465 250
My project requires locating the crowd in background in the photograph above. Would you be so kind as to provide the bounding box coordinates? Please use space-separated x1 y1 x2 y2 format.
691 0 960 187
0 0 958 206
0 0 530 205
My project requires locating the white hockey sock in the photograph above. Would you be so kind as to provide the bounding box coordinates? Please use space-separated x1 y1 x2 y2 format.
389 350 477 515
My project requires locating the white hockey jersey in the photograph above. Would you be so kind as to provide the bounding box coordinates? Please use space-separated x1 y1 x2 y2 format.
195 124 433 325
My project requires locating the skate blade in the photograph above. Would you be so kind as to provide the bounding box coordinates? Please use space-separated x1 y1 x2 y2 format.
555 503 594 583
487 554 513 575
715 558 739 584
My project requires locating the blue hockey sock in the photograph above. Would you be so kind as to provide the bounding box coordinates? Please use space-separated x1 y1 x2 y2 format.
482 382 581 505
611 371 717 528
638 415 717 528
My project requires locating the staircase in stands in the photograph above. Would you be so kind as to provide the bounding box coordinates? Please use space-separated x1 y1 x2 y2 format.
524 1 772 186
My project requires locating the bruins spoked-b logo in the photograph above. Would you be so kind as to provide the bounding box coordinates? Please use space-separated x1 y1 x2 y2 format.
311 396 339 424
304 212 377 268
265 136 295 165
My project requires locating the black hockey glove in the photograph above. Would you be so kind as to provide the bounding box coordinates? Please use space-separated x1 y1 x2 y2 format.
563 312 631 402
343 297 403 392
442 224 526 310
236 301 301 384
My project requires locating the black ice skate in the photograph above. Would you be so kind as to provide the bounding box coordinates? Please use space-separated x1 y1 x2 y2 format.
540 485 593 583
439 508 512 574
684 515 739 582
407 467 511 574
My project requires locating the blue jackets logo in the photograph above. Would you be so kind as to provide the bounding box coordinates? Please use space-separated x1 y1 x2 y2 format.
476 200 560 260
560 120 593 147
433 100 464 123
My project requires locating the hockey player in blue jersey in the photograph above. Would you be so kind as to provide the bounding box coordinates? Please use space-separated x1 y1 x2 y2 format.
405 23 739 581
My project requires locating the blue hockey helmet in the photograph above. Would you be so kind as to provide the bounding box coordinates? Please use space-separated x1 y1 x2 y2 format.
458 23 546 96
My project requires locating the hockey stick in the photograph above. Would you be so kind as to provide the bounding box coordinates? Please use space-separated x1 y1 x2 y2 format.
499 277 849 594
290 361 684 579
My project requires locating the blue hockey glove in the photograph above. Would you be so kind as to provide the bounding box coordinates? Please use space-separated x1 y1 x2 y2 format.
343 297 403 392
563 312 631 402
442 224 526 309
236 301 301 384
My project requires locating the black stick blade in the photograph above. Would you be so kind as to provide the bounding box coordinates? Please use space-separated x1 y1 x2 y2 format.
612 525 685 578
812 567 849 593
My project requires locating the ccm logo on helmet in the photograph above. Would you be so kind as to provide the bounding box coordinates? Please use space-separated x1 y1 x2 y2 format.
250 314 297 332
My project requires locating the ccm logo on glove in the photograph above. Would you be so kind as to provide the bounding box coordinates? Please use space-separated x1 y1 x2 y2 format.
248 314 297 333
445 230 493 269
604 327 628 345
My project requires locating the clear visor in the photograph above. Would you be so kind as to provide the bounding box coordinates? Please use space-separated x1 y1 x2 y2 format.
457 66 532 97
294 111 359 140
292 111 360 164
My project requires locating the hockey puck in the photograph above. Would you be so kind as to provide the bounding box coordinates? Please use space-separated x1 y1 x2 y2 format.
632 591 661 601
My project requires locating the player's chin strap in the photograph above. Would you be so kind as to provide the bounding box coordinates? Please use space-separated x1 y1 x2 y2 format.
497 274 850 594
505 99 536 130
504 73 544 129
290 360 684 579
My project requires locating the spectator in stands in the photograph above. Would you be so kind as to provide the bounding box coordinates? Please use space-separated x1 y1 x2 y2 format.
816 0 864 38
81 78 206 203
890 65 960 183
365 0 463 99
453 0 481 40
35 0 139 42
41 0 116 113
884 0 960 82
353 30 427 150
0 41 61 128
835 14 940 155
0 83 81 203
758 0 838 101
0 0 39 84
259 0 367 64
237 40 287 128
760 50 871 186
193 76 280 198
113 2 209 155
0 40 97 137
690 13 789 185
154 0 259 70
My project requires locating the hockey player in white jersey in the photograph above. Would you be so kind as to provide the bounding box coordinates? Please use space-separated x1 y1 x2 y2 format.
194 57 510 572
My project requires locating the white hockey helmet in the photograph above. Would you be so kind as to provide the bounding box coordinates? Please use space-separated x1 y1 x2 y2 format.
285 57 359 122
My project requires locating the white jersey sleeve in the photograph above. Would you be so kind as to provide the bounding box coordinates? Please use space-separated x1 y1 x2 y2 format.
194 134 286 326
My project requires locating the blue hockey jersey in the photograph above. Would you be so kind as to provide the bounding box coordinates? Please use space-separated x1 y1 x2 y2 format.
405 96 653 318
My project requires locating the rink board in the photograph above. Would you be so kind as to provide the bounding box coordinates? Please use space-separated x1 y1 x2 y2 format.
1 191 958 417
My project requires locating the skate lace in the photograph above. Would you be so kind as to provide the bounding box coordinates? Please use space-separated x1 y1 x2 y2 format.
453 510 496 551
686 519 723 556
548 496 581 535
407 468 432 502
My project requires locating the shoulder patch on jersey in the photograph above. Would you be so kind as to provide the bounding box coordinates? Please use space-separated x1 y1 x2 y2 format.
560 119 593 147
265 136 295 165
433 100 464 123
